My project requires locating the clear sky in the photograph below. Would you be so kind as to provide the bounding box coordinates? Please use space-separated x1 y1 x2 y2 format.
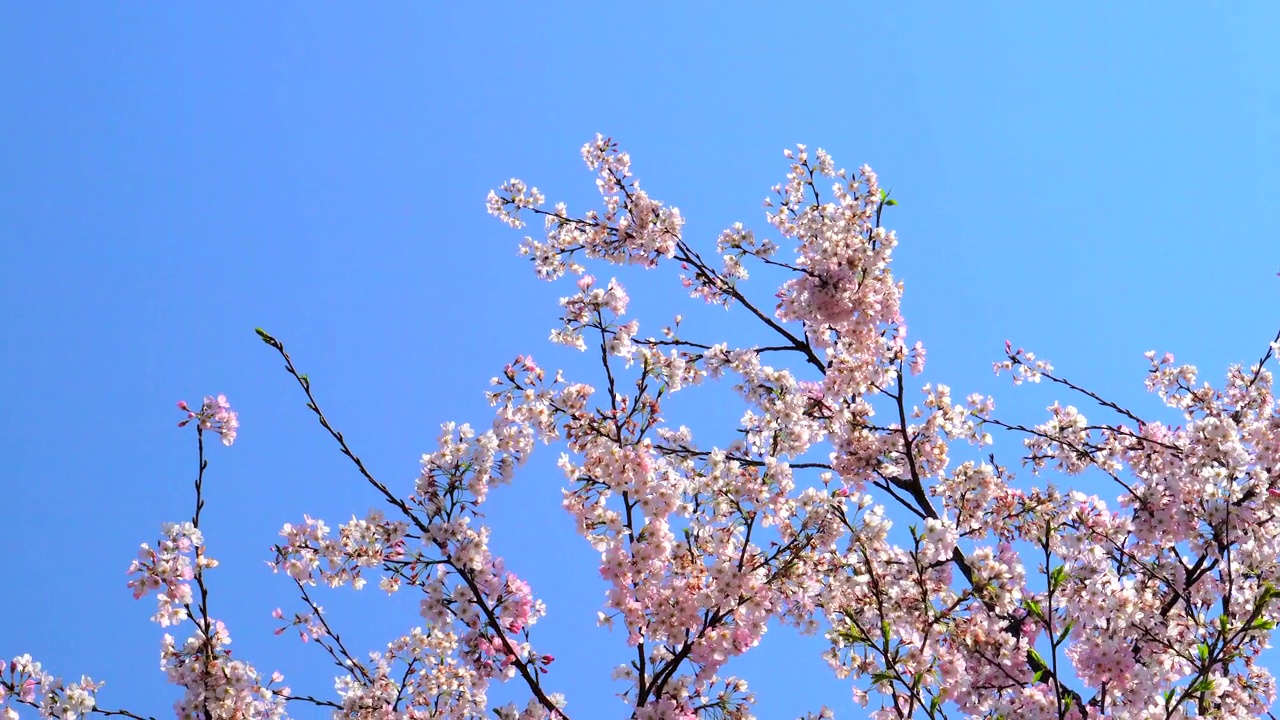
2 4 1278 719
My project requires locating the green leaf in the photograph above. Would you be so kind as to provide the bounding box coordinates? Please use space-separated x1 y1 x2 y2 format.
870 671 896 686
1049 565 1067 591
1025 599 1044 621
255 327 281 348
1055 621 1074 646
884 198 898 206
1189 677 1214 694
1261 582 1279 603
1197 643 1209 662
839 623 865 645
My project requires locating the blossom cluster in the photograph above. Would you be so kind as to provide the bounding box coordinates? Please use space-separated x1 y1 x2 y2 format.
177 395 239 446
487 134 684 281
126 521 204 627
157 620 288 720
0 655 99 720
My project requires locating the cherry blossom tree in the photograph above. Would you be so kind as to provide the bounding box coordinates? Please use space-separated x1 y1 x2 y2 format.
5 136 1280 720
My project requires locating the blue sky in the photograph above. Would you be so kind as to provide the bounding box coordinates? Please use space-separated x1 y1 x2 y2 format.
2 4 1278 718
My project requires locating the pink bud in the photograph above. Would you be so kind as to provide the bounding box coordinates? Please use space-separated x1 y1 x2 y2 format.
177 400 189 411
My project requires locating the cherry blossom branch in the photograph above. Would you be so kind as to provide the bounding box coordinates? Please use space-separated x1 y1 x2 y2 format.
191 427 215 720
1004 350 1147 427
0 691 158 720
672 240 825 373
1242 326 1280 392
277 692 343 710
881 368 1089 713
281 578 372 683
1231 326 1280 426
641 337 812 357
255 329 569 719
651 444 833 472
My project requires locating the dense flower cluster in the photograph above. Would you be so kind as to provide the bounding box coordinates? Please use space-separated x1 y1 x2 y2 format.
126 521 205 627
483 136 1280 719
157 620 288 720
8 137 1278 720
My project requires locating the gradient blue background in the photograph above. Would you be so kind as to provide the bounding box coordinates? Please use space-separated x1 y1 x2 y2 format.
2 4 1277 718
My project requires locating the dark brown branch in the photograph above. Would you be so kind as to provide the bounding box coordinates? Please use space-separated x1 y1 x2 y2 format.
255 329 569 720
